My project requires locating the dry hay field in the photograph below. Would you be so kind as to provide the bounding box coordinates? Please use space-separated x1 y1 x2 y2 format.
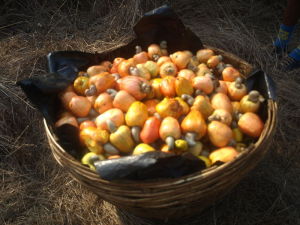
1 0 300 224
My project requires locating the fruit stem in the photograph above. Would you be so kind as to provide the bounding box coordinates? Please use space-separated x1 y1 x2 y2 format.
165 136 175 150
111 73 120 81
88 155 100 166
85 84 97 96
107 119 117 133
181 94 194 106
234 77 243 89
185 132 197 146
104 143 119 155
77 117 89 123
153 112 161 120
248 90 260 103
131 126 141 143
141 82 151 94
208 114 221 122
160 40 167 49
135 45 142 54
106 89 117 98
129 66 139 76
153 54 160 61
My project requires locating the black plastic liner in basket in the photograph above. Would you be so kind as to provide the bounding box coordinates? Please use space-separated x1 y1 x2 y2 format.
95 151 205 181
17 5 276 181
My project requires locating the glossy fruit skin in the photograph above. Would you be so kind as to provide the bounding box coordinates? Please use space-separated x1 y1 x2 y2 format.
181 110 207 139
209 109 232 126
159 62 178 77
160 76 176 97
125 101 148 127
89 72 115 94
118 76 151 100
215 80 228 95
113 90 136 112
196 63 211 76
79 127 109 154
159 117 181 141
79 120 96 130
110 57 125 73
59 90 77 110
110 125 135 153
240 95 260 113
156 98 183 119
191 95 214 119
87 65 108 77
198 156 212 167
211 93 233 114
208 121 233 147
100 61 112 70
118 59 135 77
207 55 222 68
150 78 163 99
80 127 109 144
174 139 188 152
175 97 190 115
73 76 90 95
157 56 172 67
136 63 151 80
227 81 247 101
209 147 239 164
178 69 196 82
175 76 194 96
144 99 159 115
61 44 271 169
148 44 162 60
133 51 149 64
196 49 215 63
95 108 124 131
140 117 161 144
143 61 159 78
94 93 113 114
238 112 264 138
161 144 172 153
192 76 214 94
222 66 240 82
81 152 105 170
170 51 191 70
133 143 155 155
69 96 92 117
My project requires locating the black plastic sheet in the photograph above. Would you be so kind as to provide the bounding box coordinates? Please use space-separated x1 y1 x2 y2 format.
95 151 205 181
17 5 276 181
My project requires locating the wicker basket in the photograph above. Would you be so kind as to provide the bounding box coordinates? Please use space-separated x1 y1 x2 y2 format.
44 47 277 220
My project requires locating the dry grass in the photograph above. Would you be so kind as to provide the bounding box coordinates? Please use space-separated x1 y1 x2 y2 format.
1 0 300 224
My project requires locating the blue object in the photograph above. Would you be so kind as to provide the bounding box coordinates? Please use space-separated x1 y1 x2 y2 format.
274 24 296 49
289 45 300 61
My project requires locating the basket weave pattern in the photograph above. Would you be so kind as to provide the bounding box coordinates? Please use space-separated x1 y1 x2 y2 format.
45 47 277 219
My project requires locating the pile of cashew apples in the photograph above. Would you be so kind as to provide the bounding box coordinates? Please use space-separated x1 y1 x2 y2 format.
56 41 265 171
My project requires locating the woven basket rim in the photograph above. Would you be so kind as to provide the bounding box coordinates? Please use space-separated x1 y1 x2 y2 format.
44 46 278 187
